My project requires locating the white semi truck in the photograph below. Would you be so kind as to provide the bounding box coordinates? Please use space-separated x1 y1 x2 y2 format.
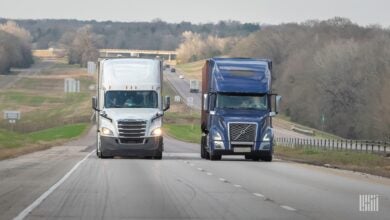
92 58 170 159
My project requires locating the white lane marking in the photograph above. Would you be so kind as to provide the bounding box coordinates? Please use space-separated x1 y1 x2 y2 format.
281 205 296 211
13 150 95 220
189 163 195 166
233 184 242 188
253 193 265 198
206 172 213 176
197 168 204 171
219 178 227 183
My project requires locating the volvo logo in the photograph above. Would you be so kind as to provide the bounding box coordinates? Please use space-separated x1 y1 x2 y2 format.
234 125 251 141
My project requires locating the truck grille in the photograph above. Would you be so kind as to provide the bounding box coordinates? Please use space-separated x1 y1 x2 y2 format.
117 119 146 144
229 123 257 143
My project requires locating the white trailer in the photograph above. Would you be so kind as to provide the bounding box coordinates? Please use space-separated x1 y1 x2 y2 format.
189 80 200 93
92 58 170 159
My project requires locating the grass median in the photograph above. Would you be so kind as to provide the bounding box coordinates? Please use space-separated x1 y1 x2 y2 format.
275 145 390 178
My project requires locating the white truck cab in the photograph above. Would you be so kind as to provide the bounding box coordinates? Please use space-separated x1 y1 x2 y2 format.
92 58 170 159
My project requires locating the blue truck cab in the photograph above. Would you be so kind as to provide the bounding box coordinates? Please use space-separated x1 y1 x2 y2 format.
201 58 281 161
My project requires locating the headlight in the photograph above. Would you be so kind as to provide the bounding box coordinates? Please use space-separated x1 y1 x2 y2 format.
263 131 272 141
212 131 222 141
101 127 113 136
152 128 162 136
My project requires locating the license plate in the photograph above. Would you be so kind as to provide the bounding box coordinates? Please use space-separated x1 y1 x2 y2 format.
233 148 251 153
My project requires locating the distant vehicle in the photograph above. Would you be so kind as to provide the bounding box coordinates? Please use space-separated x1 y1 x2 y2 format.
170 67 176 73
92 58 170 159
163 64 170 70
189 80 200 93
179 75 184 79
200 58 281 161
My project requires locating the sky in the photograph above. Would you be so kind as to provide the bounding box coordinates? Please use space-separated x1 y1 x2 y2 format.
0 0 389 27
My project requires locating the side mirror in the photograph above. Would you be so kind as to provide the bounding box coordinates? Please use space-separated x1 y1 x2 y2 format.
203 94 209 112
275 95 282 114
92 96 98 111
163 96 170 111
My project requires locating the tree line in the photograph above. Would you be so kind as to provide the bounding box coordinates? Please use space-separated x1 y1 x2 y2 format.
229 17 390 140
0 21 34 73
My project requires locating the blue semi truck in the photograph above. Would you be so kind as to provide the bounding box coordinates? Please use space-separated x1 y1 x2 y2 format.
200 58 281 161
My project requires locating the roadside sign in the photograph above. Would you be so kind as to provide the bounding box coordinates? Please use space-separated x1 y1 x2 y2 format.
174 96 181 103
87 61 96 74
3 111 20 120
64 78 80 93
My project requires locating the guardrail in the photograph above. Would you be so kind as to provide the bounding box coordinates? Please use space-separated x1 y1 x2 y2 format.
275 137 388 154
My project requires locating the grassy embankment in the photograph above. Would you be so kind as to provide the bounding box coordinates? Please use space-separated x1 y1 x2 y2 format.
172 60 390 177
0 61 94 159
162 79 201 143
275 146 390 177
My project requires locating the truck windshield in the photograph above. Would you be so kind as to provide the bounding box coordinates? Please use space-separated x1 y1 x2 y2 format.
216 94 267 110
104 91 158 108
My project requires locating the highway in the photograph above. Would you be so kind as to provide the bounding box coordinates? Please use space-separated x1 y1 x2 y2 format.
0 64 388 220
0 127 389 220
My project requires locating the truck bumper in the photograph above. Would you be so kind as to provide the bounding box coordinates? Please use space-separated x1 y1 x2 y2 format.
100 136 163 157
211 149 271 156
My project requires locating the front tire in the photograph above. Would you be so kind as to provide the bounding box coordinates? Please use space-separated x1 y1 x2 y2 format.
209 152 221 161
201 135 207 159
260 152 273 162
96 133 112 159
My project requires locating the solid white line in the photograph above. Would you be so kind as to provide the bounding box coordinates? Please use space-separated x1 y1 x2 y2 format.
253 193 265 198
280 205 297 211
13 150 95 220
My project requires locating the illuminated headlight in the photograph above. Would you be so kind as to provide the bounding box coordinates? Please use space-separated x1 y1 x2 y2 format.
101 127 113 136
152 128 162 136
263 131 272 142
212 131 222 141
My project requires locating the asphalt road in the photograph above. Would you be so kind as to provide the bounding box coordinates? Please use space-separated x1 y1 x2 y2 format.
1 127 389 220
164 70 202 110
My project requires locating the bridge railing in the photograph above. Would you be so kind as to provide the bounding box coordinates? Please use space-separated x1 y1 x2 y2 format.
275 137 388 155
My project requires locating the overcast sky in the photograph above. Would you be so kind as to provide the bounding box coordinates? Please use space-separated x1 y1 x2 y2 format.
1 0 389 27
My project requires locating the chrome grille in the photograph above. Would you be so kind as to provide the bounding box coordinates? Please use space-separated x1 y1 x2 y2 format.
229 123 256 142
117 119 146 143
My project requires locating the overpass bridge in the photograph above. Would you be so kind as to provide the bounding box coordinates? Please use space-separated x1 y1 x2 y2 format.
99 49 178 65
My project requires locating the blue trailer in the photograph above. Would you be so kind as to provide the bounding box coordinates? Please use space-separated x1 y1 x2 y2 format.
200 58 281 161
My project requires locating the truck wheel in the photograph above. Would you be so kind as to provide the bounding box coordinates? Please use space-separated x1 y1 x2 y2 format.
260 152 273 162
154 154 162 160
251 156 260 161
201 136 206 159
154 140 163 160
209 153 221 161
97 134 112 159
96 133 102 158
244 155 252 160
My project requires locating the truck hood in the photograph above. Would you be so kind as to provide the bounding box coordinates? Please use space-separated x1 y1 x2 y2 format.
103 108 161 122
